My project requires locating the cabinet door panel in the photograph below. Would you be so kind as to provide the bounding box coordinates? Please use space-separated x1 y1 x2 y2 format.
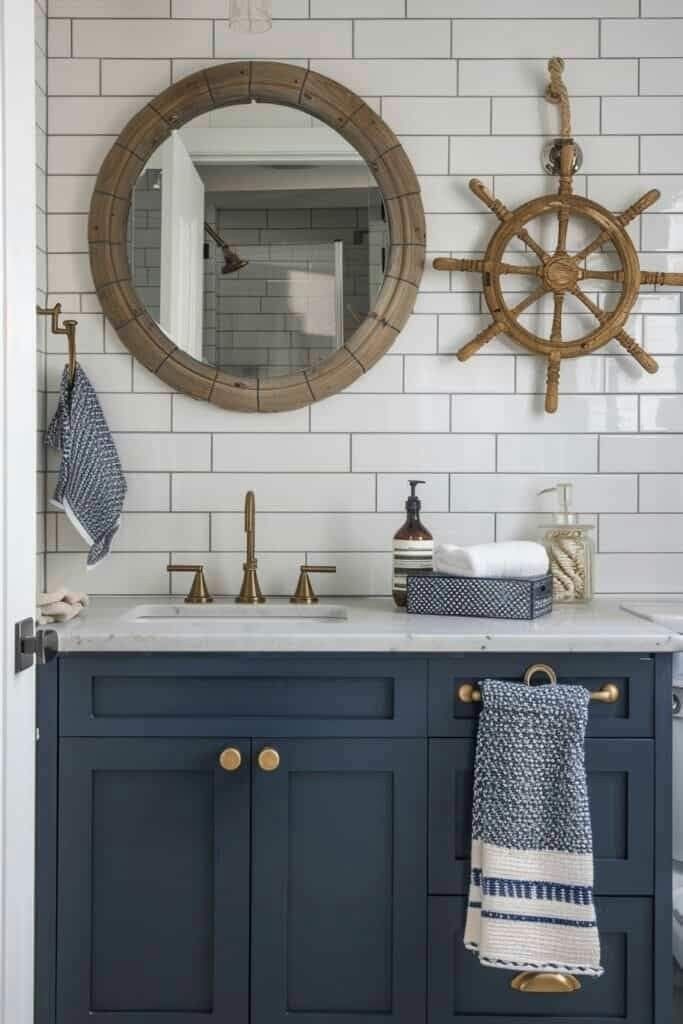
57 739 250 1024
428 896 652 1024
251 738 426 1024
429 739 653 895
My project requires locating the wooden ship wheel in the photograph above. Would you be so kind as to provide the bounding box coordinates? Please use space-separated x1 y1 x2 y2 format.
434 58 683 412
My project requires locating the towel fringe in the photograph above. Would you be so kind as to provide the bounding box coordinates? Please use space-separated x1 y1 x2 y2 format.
465 943 604 977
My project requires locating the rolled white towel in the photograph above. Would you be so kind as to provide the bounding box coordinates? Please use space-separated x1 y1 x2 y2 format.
434 541 549 579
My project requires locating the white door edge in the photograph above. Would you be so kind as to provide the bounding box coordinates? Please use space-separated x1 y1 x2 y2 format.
0 0 38 1020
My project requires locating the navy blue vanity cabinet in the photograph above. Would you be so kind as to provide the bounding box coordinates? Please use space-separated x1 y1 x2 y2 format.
42 654 429 1024
36 651 671 1024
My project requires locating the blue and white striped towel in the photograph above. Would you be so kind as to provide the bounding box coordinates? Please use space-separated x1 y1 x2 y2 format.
46 364 126 568
464 678 603 977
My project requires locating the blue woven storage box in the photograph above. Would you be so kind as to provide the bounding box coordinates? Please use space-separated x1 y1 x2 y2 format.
405 572 553 620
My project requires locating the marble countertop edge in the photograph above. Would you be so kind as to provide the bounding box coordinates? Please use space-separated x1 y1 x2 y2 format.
49 596 683 655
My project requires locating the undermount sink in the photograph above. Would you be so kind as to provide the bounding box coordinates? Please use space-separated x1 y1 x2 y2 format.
123 602 348 625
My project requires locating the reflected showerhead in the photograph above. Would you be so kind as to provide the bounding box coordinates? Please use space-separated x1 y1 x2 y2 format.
204 222 249 275
221 244 249 275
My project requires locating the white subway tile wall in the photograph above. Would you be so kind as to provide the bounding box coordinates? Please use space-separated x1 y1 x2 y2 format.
44 7 683 596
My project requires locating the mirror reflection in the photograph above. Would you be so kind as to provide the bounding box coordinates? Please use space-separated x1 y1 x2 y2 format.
128 102 389 379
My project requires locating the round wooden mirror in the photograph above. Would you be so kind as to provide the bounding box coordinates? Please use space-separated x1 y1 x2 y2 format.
89 61 425 413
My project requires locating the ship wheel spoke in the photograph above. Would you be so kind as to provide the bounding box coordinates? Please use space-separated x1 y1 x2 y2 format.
516 229 550 265
457 285 549 361
468 178 551 264
576 268 625 283
571 285 610 322
498 262 545 278
556 207 570 256
545 351 561 414
550 292 564 342
571 286 659 373
573 228 612 264
518 284 551 311
641 270 683 286
574 189 661 264
432 257 543 279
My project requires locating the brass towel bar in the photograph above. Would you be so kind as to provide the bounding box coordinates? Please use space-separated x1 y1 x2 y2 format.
37 302 78 384
457 662 620 705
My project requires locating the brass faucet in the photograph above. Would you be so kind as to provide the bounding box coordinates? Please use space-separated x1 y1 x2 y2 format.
167 564 213 604
236 491 265 604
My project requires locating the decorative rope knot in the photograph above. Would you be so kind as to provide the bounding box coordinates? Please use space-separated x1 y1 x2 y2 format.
544 56 571 138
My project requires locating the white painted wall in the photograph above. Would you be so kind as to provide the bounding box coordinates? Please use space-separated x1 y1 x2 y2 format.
45 1 683 597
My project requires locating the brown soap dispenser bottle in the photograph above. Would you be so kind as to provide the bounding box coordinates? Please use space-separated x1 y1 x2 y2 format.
392 479 433 608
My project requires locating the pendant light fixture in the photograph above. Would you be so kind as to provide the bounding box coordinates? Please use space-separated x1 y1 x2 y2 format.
229 0 272 33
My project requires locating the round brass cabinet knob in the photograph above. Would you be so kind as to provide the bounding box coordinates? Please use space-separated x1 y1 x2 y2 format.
258 747 280 772
219 747 242 772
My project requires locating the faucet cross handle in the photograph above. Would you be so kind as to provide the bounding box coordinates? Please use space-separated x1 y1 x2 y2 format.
290 565 336 605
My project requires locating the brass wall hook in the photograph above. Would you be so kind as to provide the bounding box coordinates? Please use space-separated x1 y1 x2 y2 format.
37 302 78 383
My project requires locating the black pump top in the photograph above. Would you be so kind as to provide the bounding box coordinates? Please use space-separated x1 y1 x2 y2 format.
406 479 425 516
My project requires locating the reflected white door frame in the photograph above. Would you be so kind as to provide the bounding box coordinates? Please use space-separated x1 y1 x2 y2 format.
334 240 344 350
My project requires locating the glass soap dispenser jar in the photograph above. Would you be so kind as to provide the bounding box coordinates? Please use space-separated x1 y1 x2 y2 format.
538 482 594 603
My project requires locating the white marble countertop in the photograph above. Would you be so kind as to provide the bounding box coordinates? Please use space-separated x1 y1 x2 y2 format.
50 596 683 654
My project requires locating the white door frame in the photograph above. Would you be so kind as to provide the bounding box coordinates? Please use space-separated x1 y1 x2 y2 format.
0 0 38 1020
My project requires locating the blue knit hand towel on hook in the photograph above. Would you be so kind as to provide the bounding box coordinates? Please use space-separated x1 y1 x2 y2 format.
46 364 126 568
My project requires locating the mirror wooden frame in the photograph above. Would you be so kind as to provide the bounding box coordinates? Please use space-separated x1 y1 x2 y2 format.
88 61 425 412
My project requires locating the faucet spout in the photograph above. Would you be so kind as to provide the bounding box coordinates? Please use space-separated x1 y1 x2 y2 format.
236 490 265 604
245 489 256 564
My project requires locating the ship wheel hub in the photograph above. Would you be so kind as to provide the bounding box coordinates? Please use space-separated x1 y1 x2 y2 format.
543 255 579 292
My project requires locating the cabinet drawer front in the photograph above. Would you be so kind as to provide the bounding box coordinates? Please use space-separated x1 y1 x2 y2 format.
428 896 653 1024
429 739 654 896
429 654 653 738
56 738 250 1024
59 654 427 737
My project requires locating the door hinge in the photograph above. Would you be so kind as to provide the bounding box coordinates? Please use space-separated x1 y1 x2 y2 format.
14 618 58 673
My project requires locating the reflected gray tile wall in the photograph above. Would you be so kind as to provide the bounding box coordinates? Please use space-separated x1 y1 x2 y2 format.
208 204 369 377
